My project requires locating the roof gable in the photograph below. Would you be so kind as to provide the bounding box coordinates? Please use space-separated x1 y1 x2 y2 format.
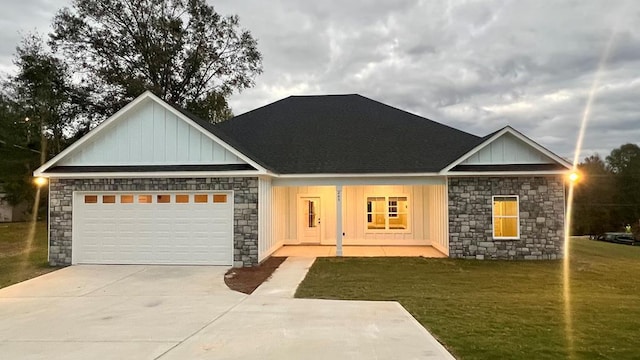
35 92 266 176
216 94 484 174
442 126 572 173
461 132 554 165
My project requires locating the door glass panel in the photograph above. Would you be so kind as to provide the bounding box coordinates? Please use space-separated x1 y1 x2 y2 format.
307 200 316 228
176 194 189 203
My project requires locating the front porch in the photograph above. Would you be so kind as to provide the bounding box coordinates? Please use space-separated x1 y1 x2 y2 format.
272 245 447 258
257 178 452 263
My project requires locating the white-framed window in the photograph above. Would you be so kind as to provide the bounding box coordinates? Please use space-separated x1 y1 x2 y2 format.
492 195 519 239
366 195 409 231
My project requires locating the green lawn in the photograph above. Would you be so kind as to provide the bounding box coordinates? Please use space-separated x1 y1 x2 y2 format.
296 239 640 359
0 221 54 288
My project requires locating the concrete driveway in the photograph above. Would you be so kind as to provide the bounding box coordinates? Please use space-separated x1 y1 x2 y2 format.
0 262 454 359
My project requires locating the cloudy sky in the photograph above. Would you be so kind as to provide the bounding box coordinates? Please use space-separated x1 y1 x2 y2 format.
1 0 639 161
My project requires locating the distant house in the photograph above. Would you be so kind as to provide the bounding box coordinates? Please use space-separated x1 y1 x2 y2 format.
35 92 571 267
0 186 28 222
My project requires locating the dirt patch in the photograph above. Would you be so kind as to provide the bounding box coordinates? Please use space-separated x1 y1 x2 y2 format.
224 256 287 294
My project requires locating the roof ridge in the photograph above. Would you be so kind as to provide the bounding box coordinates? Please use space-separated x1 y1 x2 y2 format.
226 95 294 119
289 94 359 97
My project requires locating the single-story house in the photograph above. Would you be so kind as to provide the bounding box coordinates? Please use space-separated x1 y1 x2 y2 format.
35 91 571 267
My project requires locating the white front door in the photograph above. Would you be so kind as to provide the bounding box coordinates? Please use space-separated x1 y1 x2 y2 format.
298 197 321 244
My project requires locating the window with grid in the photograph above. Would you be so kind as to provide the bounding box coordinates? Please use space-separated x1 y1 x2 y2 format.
366 196 408 231
492 196 519 239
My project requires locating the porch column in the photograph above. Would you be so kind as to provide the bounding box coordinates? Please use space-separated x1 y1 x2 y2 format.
336 184 343 256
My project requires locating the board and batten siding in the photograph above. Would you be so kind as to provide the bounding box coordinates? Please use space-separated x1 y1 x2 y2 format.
279 185 447 246
258 178 284 261
58 99 245 166
462 132 553 165
427 184 449 255
271 186 288 253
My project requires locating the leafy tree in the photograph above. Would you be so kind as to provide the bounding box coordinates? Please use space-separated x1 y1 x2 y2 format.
0 94 22 144
606 143 640 229
8 34 87 156
573 144 640 235
606 143 640 174
0 96 41 207
0 35 84 209
49 0 262 123
572 154 614 235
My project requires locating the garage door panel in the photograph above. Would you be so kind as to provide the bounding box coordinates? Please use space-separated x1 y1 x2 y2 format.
74 191 233 265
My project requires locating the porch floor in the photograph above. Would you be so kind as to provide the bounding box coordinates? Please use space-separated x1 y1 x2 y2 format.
272 245 447 258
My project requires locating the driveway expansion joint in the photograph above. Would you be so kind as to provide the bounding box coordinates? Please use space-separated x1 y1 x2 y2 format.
154 295 249 359
80 266 148 297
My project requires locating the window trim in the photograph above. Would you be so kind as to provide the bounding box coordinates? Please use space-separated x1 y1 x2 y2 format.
491 195 520 240
364 194 411 234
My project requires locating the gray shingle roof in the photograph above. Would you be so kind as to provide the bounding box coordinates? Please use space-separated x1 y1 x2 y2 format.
214 94 484 174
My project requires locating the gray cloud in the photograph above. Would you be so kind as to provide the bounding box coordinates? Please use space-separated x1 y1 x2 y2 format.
0 0 59 73
2 0 639 161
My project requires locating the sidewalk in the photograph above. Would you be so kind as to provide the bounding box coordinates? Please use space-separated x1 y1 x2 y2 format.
251 257 316 298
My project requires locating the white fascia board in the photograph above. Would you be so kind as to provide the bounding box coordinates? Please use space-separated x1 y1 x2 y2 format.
440 126 573 173
37 170 264 179
34 91 156 176
445 170 571 176
275 172 441 178
272 175 446 187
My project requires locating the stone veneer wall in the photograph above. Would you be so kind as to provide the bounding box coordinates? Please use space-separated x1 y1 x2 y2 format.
49 177 258 267
448 176 565 260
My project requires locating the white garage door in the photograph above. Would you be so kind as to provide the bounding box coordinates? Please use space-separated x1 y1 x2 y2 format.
73 191 233 265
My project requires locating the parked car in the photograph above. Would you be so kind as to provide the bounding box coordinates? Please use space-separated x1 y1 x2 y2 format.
594 232 637 246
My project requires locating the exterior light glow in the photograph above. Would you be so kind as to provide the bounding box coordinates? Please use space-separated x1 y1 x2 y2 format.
34 177 47 187
569 172 579 183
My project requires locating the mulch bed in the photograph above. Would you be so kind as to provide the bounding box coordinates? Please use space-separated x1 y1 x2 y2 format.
224 256 287 294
